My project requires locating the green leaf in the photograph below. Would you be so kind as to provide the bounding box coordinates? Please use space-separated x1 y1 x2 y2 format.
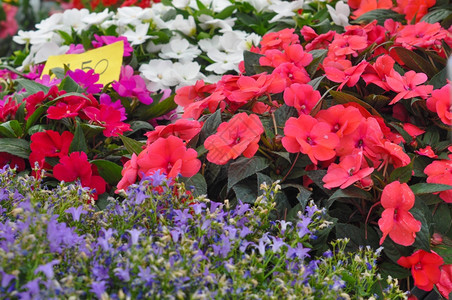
127 121 154 136
281 183 312 211
233 178 258 203
306 49 327 77
308 75 325 90
80 123 105 139
307 169 333 196
50 67 66 79
420 8 452 24
382 237 413 264
228 156 269 191
134 95 177 120
389 157 414 183
432 204 452 234
428 67 448 89
389 122 413 144
243 50 264 76
326 186 373 209
57 30 74 44
215 5 236 19
69 123 88 154
273 104 298 135
379 262 410 279
181 173 207 197
330 90 382 118
411 208 431 251
91 160 123 185
354 9 405 25
96 193 111 211
0 138 30 159
119 134 145 155
199 109 222 142
15 79 50 94
58 76 86 93
0 120 23 138
410 183 452 195
336 223 379 251
392 47 436 78
432 237 452 264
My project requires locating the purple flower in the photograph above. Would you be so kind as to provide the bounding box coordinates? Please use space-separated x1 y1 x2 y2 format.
66 69 103 94
270 236 286 253
239 226 252 238
287 243 310 260
66 44 85 54
92 35 133 57
34 259 60 279
173 208 193 225
1 271 15 288
90 280 107 298
24 278 40 294
297 215 312 238
65 206 87 222
114 266 130 282
126 228 143 245
112 65 153 105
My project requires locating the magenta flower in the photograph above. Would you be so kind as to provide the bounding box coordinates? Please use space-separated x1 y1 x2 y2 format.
92 34 133 57
112 65 153 105
66 69 103 94
66 44 85 54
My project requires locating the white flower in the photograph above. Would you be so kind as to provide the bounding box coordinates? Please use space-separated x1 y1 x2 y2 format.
268 0 304 23
139 59 180 91
198 14 236 33
82 9 114 25
35 13 64 32
12 30 55 45
159 37 201 62
173 61 204 88
123 23 153 46
172 0 191 9
195 0 233 12
116 6 145 27
327 1 350 27
167 15 196 37
243 0 276 12
60 9 91 34
20 42 69 69
205 49 243 74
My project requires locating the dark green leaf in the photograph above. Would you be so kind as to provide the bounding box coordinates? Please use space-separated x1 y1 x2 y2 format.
428 67 448 89
330 90 382 118
228 156 269 191
326 186 373 209
411 183 452 195
119 134 145 155
243 50 264 76
91 160 123 185
307 169 333 196
80 123 105 139
392 47 436 78
0 120 23 138
273 104 298 135
69 123 88 154
16 79 50 94
199 109 222 142
59 76 86 93
389 158 414 183
336 223 379 251
306 50 327 77
96 193 111 211
432 237 452 264
50 67 66 79
308 75 325 90
382 237 413 264
233 178 258 203
282 183 312 211
181 173 207 197
432 204 452 234
135 95 177 120
354 9 405 25
411 208 431 251
420 9 452 24
128 121 154 135
389 122 413 144
379 262 410 279
0 138 30 159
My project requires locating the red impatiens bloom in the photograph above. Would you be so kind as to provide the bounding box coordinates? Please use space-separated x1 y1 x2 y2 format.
282 114 340 165
137 135 201 179
378 181 421 246
0 96 20 122
283 83 321 115
260 44 313 69
415 146 437 159
24 85 61 120
204 113 264 165
145 119 202 145
30 130 74 159
226 73 285 103
426 83 452 126
398 250 444 291
315 104 363 138
386 70 433 105
272 63 311 87
259 28 299 52
350 0 393 19
324 60 368 90
424 155 452 203
362 55 395 91
328 33 368 58
53 152 106 200
323 152 374 189
437 264 452 299
83 104 132 137
394 0 436 24
0 152 25 172
116 153 139 192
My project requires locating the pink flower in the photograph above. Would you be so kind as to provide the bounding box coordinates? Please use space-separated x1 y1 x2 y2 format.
92 34 133 57
426 83 452 126
378 181 421 246
424 155 452 203
112 65 153 105
116 153 139 192
83 104 132 137
66 69 103 94
386 70 433 105
283 83 321 115
0 3 18 38
324 60 368 90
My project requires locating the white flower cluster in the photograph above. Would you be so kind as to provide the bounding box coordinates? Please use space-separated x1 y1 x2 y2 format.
12 0 314 91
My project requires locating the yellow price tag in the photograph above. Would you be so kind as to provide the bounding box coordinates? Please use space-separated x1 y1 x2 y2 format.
42 41 125 86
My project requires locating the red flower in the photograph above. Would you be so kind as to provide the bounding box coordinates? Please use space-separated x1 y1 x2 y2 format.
378 181 421 246
30 130 74 159
259 28 299 52
324 60 368 90
386 70 433 105
282 114 339 165
145 119 202 145
24 85 61 120
283 83 321 115
116 153 139 192
323 152 374 189
437 264 452 299
424 155 452 203
362 55 395 91
0 152 25 172
53 152 106 200
398 250 444 291
415 146 437 159
315 104 363 138
226 73 285 103
0 97 20 122
83 104 131 137
137 136 200 179
204 113 264 165
426 84 451 126
47 94 88 120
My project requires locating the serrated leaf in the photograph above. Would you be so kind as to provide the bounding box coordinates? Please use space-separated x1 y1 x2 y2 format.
233 178 258 203
392 47 436 78
382 237 413 264
389 158 414 183
428 67 448 89
0 138 30 159
354 9 405 25
432 204 452 234
410 183 452 195
16 79 50 95
119 134 145 155
421 8 452 24
326 186 373 209
181 173 207 197
91 159 123 185
228 156 269 191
